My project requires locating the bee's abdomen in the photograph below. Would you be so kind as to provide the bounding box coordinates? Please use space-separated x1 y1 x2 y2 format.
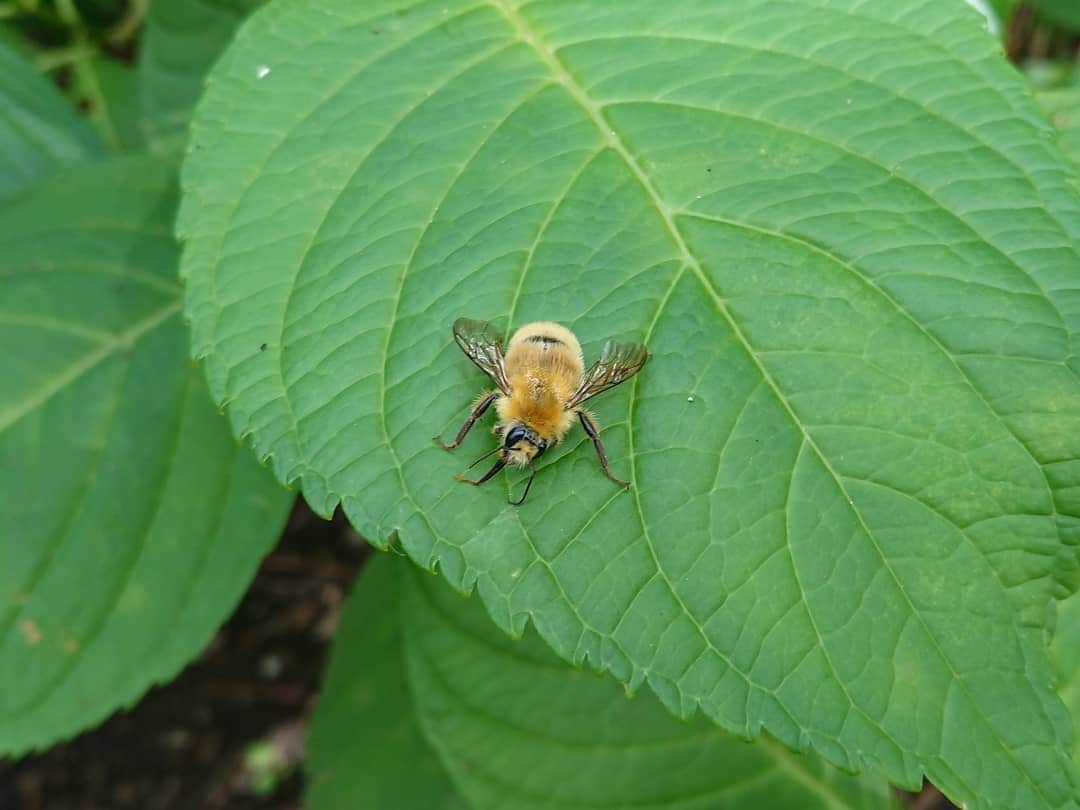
505 321 584 380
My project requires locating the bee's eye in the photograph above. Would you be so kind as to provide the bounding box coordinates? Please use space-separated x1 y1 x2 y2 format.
504 425 528 447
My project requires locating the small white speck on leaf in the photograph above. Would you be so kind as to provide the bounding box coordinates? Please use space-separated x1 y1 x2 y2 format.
256 65 270 79
511 569 521 579
687 395 695 402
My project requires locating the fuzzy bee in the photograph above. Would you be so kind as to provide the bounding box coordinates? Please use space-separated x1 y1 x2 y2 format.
435 318 648 504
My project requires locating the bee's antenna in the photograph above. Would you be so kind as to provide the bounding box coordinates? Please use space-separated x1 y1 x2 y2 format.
509 466 536 506
467 445 501 469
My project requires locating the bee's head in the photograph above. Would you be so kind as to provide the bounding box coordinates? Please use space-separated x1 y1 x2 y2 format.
501 423 547 467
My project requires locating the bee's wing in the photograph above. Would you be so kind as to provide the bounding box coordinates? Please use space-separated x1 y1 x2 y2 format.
452 317 512 395
566 339 648 408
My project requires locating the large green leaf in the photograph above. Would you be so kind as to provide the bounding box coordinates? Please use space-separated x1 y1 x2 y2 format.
0 155 292 755
1040 88 1080 171
1042 60 1080 793
309 553 896 810
0 39 103 201
403 559 898 810
1056 591 1080 773
1033 0 1080 31
138 0 266 145
306 554 468 810
178 1 1080 807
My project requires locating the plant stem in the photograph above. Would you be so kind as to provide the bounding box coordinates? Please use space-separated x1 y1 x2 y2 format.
54 0 80 26
69 32 122 152
108 0 148 46
34 44 96 71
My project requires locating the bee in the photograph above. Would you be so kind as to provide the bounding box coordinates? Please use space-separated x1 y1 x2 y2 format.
434 318 648 504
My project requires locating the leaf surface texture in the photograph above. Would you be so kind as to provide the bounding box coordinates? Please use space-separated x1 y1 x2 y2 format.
0 156 292 754
179 2 1080 805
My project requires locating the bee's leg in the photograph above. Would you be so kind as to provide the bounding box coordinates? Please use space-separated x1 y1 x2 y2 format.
509 466 536 506
577 410 630 487
454 458 506 485
434 390 499 450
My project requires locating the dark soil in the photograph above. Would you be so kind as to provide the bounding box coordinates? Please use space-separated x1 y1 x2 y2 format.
0 502 367 810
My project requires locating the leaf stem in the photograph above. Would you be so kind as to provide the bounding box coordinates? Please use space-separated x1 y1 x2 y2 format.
54 0 80 26
108 0 147 46
34 44 96 71
68 31 122 151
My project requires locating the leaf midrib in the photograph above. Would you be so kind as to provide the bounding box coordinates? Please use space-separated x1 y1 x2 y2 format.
491 0 1056 803
539 25 1077 275
0 300 181 434
484 2 1063 572
0 298 182 674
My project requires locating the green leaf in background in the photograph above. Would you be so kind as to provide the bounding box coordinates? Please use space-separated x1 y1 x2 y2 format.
179 1 1080 806
1043 64 1080 780
1025 61 1080 93
1055 591 1080 773
67 54 146 152
0 39 103 201
306 554 468 810
1033 0 1080 31
309 553 896 810
402 559 899 810
0 155 293 755
138 0 266 146
1039 88 1080 170
1041 77 1080 781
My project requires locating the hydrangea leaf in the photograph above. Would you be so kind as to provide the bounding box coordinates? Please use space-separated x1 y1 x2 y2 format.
0 39 103 201
1043 73 1080 777
1055 591 1080 773
402 559 900 810
1039 88 1080 170
306 554 468 810
0 155 292 755
178 1 1080 806
1033 0 1080 31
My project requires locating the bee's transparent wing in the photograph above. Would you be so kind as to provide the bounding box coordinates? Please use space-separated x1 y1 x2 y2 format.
452 317 512 395
567 340 648 408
